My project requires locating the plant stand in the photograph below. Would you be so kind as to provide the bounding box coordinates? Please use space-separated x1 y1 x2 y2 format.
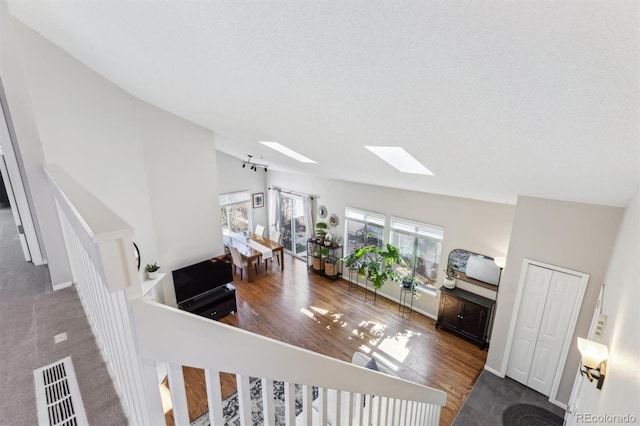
307 239 343 281
347 265 360 292
364 278 378 305
399 286 414 318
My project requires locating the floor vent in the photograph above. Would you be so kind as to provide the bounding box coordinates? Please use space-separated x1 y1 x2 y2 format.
34 357 88 426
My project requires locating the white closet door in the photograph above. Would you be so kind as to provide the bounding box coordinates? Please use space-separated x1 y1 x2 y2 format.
507 263 582 396
527 271 581 395
507 265 553 385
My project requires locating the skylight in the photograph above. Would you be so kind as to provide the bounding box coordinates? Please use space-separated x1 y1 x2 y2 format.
364 146 434 175
260 141 316 163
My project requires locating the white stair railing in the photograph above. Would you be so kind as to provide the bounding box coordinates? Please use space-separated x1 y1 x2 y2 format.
46 164 163 425
131 298 447 425
46 164 447 426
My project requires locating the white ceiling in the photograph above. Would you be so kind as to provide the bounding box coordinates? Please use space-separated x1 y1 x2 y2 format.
7 0 639 206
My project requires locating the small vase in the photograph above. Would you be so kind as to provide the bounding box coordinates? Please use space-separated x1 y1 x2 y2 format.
443 277 455 289
148 271 158 280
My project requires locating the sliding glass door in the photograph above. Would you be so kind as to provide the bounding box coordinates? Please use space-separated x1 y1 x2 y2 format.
279 193 308 258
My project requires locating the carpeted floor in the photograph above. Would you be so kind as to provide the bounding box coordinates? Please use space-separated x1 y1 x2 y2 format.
453 370 565 425
0 206 127 425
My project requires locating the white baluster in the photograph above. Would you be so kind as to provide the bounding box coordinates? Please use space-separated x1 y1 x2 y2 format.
236 374 252 425
262 378 275 426
284 381 295 425
318 387 327 425
167 363 189 426
204 369 224 426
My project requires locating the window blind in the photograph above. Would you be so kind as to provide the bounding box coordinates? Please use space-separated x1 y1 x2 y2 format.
220 190 251 205
391 217 444 240
345 207 385 226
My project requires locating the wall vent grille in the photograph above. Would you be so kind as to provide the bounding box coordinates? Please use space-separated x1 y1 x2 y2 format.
34 357 88 426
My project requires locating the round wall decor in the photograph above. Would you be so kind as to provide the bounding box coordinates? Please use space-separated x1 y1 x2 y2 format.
133 242 141 271
329 213 340 227
318 205 328 218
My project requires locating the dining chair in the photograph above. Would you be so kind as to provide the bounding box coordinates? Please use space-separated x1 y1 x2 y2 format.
254 224 265 238
265 230 282 268
229 245 257 281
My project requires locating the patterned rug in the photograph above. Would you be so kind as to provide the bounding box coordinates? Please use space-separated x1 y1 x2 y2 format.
502 403 564 426
191 379 317 426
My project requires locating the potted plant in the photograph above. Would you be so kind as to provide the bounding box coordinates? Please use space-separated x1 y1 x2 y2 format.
443 265 456 289
341 243 404 293
398 275 422 299
312 256 323 270
320 247 330 259
324 232 333 246
400 275 417 289
316 222 328 242
145 262 160 279
331 236 342 248
325 255 338 276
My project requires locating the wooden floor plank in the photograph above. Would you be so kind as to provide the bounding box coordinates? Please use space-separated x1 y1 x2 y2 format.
162 253 486 425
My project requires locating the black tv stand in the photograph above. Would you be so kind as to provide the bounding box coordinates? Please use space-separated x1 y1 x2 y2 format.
178 283 237 320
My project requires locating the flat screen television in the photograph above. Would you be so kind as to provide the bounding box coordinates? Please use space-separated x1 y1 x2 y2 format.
173 256 233 305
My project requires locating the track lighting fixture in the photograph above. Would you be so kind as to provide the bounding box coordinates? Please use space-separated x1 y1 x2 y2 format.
241 155 269 172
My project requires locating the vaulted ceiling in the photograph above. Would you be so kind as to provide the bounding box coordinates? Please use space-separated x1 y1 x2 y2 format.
7 0 639 206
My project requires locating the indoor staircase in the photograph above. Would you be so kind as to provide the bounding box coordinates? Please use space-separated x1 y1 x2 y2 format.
46 164 447 425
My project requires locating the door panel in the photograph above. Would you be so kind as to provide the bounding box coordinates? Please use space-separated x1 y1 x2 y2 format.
507 265 553 385
440 296 459 328
459 302 483 338
0 153 30 260
528 271 581 395
278 193 308 258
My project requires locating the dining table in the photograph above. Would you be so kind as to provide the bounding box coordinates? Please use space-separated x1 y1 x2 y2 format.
223 231 284 282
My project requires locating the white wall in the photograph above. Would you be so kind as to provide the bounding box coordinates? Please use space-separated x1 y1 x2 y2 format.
138 101 223 306
572 185 639 422
216 151 268 231
266 170 515 317
12 19 159 273
0 0 72 288
486 196 623 404
10 18 223 303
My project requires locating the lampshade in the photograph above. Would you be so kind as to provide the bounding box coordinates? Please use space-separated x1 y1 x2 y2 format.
577 337 609 369
494 257 506 269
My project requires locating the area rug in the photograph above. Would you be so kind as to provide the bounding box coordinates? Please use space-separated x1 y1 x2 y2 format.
191 379 317 426
502 403 564 426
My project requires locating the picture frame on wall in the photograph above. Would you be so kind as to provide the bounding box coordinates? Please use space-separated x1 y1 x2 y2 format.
252 192 265 208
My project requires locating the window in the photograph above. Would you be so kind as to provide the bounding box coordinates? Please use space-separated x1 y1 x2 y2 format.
220 191 251 234
390 217 444 290
344 207 386 255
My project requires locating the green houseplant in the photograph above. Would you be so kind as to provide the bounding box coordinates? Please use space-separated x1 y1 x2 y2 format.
316 221 328 241
443 265 456 289
145 262 160 279
399 274 421 299
341 243 404 292
400 274 417 289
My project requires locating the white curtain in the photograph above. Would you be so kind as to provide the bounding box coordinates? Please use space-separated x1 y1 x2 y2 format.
303 195 314 241
269 188 282 234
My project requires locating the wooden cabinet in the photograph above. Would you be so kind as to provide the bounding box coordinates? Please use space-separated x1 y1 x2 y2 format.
436 286 494 349
307 240 343 281
178 284 237 321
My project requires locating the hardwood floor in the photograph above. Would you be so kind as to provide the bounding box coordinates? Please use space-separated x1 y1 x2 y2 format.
162 254 486 426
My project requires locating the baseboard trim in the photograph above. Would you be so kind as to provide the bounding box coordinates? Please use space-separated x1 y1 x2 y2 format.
549 398 567 411
52 280 73 291
483 365 505 378
343 278 438 321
